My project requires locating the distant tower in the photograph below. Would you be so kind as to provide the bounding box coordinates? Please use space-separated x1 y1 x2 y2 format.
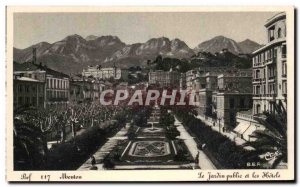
32 48 37 64
113 61 117 77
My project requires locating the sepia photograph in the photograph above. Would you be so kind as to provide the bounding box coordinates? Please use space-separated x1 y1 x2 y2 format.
6 6 295 182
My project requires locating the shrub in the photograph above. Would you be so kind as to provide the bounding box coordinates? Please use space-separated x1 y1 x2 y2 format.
103 157 115 169
165 126 180 140
127 132 136 140
174 150 187 162
174 109 257 169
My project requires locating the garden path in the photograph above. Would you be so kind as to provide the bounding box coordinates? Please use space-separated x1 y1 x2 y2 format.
77 123 130 170
174 116 216 170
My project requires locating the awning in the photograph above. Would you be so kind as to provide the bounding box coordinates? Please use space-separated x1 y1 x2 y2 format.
243 125 257 141
234 123 250 134
234 123 257 141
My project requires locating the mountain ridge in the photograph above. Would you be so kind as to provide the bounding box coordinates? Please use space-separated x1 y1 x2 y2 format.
13 34 261 74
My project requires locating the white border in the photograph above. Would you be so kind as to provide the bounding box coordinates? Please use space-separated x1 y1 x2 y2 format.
2 4 297 183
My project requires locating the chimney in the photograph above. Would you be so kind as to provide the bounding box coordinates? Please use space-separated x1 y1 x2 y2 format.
32 48 37 64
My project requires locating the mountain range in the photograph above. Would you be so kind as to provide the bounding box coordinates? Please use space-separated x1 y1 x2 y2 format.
13 35 262 74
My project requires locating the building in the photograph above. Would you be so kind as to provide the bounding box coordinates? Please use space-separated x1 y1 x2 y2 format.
82 65 128 81
217 70 252 93
212 70 253 130
179 73 186 91
184 66 235 92
13 72 46 109
70 76 106 103
45 68 70 107
14 62 70 108
148 70 180 88
189 68 250 116
252 12 287 114
230 13 287 142
213 91 253 131
185 69 198 92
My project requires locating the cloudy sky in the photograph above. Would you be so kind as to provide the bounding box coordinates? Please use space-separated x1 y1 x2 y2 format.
14 11 278 49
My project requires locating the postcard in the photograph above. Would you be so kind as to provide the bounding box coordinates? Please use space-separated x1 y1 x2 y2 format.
6 6 295 182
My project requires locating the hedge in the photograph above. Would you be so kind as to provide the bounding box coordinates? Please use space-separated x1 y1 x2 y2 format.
175 109 261 169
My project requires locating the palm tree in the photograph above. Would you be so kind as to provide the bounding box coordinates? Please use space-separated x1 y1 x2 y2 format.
244 100 287 169
13 106 48 170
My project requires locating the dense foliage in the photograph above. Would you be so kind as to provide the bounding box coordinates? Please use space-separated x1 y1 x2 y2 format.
174 109 260 169
13 103 131 170
245 100 287 168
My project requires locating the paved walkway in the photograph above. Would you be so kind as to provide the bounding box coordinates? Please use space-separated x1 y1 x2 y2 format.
196 115 248 147
174 116 216 170
77 124 130 170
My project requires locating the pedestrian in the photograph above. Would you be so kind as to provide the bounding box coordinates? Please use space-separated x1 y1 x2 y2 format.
195 151 199 164
91 155 96 166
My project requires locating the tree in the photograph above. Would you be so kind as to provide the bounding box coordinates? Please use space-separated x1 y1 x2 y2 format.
13 107 48 170
244 100 287 169
102 157 115 169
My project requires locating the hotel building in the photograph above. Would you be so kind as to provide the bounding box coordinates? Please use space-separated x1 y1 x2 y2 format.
252 12 287 114
148 70 181 89
82 65 128 81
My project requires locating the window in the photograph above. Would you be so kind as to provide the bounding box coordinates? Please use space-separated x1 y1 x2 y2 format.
230 98 235 108
283 81 287 94
32 97 36 106
282 62 287 76
25 97 30 105
39 85 43 93
270 49 273 57
269 26 275 41
18 97 23 105
256 70 260 79
256 104 261 114
47 91 51 99
26 85 30 93
18 85 23 93
256 86 261 95
278 28 282 38
39 97 44 105
282 45 286 58
47 79 50 88
240 98 245 108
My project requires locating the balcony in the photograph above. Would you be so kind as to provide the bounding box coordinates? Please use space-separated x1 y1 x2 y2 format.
236 112 255 122
265 58 275 65
268 76 276 82
252 78 266 84
282 54 286 59
282 74 287 79
253 63 263 67
252 94 261 98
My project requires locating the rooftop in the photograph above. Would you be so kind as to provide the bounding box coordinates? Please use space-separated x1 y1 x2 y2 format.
14 76 43 82
14 62 69 78
265 12 286 28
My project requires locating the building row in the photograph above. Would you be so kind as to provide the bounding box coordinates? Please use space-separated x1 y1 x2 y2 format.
13 62 113 109
82 65 129 81
235 12 287 141
147 12 288 142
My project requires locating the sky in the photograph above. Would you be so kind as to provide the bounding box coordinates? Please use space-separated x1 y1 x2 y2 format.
13 12 278 49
